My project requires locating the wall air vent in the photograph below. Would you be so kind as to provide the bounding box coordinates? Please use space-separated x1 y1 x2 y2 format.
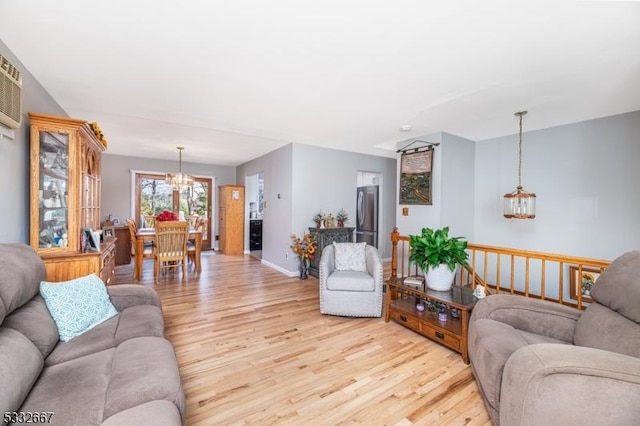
0 54 23 129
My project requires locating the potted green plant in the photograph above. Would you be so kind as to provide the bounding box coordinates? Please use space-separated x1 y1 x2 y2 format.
408 226 469 291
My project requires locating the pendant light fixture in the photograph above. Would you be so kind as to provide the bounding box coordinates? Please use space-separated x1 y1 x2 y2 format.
503 111 536 219
165 146 194 191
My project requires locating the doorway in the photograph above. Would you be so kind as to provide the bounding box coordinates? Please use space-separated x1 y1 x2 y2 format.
245 172 264 260
133 172 213 250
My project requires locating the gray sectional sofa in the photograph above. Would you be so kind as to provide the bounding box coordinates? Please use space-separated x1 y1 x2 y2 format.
0 244 185 425
468 250 640 426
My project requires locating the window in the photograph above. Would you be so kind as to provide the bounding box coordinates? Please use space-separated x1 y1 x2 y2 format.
133 172 213 249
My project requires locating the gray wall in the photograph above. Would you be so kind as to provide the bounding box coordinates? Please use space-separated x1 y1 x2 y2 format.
474 110 640 260
395 132 475 240
236 144 294 273
291 144 397 263
237 143 396 274
0 39 67 243
101 153 237 239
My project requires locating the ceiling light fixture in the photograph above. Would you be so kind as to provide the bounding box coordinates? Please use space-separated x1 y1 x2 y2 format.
166 146 194 191
399 125 413 132
503 111 536 219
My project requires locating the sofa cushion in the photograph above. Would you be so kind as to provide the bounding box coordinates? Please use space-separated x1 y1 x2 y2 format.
19 346 113 425
2 295 59 359
326 270 375 291
574 302 640 358
591 250 640 324
333 242 367 272
40 274 118 342
20 337 184 425
0 328 44 418
101 400 183 426
104 337 185 420
45 304 165 366
0 244 46 324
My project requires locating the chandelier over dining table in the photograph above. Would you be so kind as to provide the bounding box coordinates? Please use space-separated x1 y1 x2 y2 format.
166 146 194 191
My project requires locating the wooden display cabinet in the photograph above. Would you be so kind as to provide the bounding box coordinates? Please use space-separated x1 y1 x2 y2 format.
218 185 245 255
29 113 115 283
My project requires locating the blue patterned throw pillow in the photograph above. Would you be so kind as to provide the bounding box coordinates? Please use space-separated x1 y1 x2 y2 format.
40 273 118 342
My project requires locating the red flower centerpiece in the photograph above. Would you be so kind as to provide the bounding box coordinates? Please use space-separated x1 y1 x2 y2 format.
156 210 179 222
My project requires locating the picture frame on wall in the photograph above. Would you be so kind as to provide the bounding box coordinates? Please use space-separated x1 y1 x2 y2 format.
569 266 601 303
399 149 433 205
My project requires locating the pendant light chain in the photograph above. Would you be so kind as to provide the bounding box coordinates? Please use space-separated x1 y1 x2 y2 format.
518 112 523 188
503 110 536 219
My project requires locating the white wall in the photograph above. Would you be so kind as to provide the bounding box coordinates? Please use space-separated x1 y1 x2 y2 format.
474 110 640 260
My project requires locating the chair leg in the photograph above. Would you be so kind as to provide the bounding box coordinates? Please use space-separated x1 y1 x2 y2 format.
154 259 159 282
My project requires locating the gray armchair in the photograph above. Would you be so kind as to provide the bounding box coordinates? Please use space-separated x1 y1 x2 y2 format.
468 251 640 426
319 243 383 317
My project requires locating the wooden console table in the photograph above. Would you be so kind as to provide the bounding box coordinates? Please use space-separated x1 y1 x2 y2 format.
385 279 477 364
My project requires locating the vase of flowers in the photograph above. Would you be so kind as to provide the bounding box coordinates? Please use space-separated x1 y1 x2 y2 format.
290 233 317 280
313 212 323 229
336 209 348 227
155 210 179 222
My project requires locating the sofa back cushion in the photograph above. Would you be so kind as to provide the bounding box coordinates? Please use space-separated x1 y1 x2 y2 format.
0 244 46 324
2 296 59 359
574 303 640 358
0 327 44 418
591 250 640 324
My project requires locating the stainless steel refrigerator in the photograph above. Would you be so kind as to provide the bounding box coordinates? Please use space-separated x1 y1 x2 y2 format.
356 185 378 247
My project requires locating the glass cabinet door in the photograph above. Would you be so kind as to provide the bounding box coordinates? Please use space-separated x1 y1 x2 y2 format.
37 130 70 249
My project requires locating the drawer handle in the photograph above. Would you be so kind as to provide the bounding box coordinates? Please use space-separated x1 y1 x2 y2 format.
400 315 407 322
435 331 444 340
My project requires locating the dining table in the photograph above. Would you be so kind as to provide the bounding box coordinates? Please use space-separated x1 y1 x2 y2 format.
134 227 202 280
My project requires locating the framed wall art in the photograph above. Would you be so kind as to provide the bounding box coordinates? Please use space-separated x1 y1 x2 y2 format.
569 266 601 303
399 149 433 205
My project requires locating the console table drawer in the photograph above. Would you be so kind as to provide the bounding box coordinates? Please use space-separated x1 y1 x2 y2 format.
389 310 421 330
420 322 461 351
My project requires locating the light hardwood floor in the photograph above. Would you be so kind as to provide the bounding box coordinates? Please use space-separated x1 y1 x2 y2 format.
114 251 492 425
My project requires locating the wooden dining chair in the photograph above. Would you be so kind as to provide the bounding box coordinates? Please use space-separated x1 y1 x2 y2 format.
126 218 155 260
154 221 189 282
187 217 206 265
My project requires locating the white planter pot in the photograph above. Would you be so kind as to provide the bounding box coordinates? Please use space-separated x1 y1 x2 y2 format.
425 263 456 291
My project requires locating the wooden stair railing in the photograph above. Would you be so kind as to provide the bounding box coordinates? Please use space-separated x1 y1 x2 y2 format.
387 227 611 310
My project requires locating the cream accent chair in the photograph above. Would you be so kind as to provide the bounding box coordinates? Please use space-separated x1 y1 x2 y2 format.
319 243 383 317
468 250 640 426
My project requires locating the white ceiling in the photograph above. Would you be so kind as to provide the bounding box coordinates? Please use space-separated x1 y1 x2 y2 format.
1 1 639 166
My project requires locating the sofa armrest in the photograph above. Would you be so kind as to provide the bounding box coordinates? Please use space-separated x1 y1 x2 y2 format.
365 245 384 292
501 343 640 426
319 244 336 289
107 285 162 311
470 294 581 343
